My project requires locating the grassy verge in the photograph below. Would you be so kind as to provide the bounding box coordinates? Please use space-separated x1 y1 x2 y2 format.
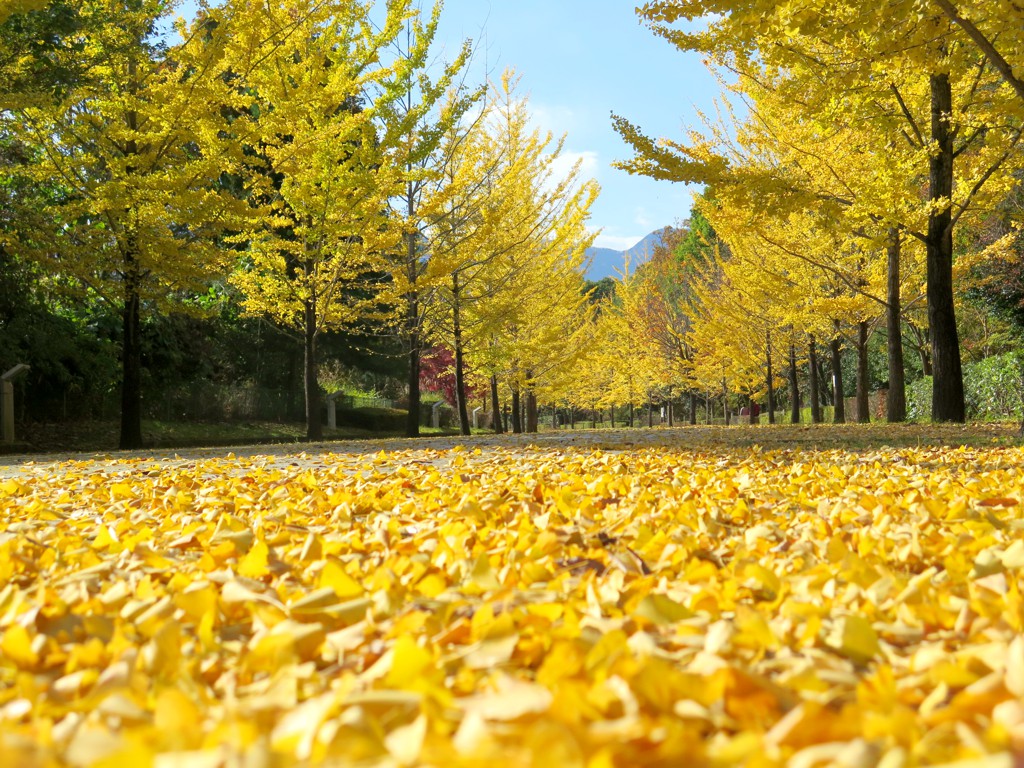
2 418 478 455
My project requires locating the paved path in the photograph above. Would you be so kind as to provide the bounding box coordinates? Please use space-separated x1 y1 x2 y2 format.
2 422 1018 481
0 427 683 480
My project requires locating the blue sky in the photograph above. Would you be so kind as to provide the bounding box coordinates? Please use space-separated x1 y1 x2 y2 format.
430 1 719 250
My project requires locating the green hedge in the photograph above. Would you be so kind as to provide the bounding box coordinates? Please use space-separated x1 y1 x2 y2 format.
907 352 1024 421
334 406 407 432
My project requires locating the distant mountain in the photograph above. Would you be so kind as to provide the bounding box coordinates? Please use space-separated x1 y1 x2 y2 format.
584 247 623 281
584 227 676 280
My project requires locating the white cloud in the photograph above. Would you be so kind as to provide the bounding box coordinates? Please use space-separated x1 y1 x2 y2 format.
547 149 600 184
530 102 580 136
634 207 653 228
593 233 644 251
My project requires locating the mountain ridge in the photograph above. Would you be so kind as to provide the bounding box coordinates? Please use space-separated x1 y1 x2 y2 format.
585 227 674 280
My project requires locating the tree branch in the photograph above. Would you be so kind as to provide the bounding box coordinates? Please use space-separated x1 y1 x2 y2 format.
932 0 1024 104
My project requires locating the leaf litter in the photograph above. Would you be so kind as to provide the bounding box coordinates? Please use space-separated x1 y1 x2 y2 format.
2 434 1024 766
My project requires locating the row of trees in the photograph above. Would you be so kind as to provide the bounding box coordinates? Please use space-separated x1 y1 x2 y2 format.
5 0 1023 442
0 0 598 447
608 0 1024 424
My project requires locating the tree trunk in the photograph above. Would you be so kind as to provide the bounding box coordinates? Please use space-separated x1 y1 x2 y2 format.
629 402 634 427
856 320 870 423
830 321 845 424
907 322 933 376
818 358 832 405
118 80 144 450
766 331 776 425
511 386 522 433
525 371 538 433
748 394 758 425
304 296 322 441
453 337 470 435
927 72 966 422
119 267 144 450
490 375 503 434
667 388 674 426
648 399 653 427
788 343 801 424
722 375 730 426
808 335 822 424
452 275 471 435
405 256 420 437
886 228 907 422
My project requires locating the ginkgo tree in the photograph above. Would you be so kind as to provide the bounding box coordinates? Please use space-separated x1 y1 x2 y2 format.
429 73 599 434
8 0 247 448
373 4 484 438
620 0 1024 422
225 0 424 441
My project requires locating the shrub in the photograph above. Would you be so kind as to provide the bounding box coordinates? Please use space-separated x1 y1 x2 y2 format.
906 352 1024 421
965 352 1024 421
335 406 407 432
907 376 932 421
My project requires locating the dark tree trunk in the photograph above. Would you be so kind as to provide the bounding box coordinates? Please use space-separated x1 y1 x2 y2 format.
405 298 420 437
525 371 538 433
453 338 470 435
907 322 933 376
921 349 933 377
748 394 758 425
303 297 322 441
119 267 144 450
648 399 653 427
830 321 845 424
667 389 674 426
808 336 822 423
629 402 634 427
511 386 522 433
118 95 144 450
818 358 832 405
856 320 870 423
887 228 907 422
927 72 966 422
452 275 471 435
404 195 421 438
286 348 299 421
722 375 730 425
609 407 614 428
490 375 503 434
788 343 801 424
766 331 776 424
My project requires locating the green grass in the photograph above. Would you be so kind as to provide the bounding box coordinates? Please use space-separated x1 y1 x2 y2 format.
2 417 482 455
